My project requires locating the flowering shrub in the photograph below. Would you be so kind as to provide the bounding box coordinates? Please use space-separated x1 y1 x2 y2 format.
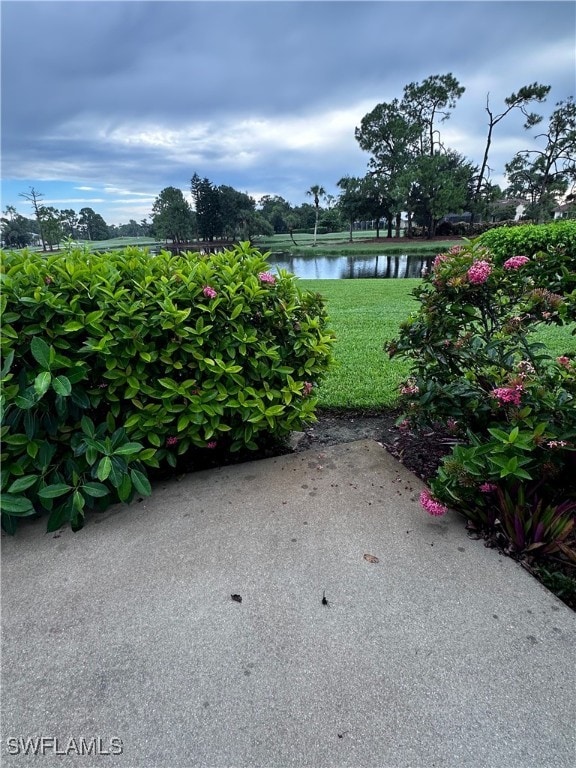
503 255 530 270
0 243 334 533
388 237 576 560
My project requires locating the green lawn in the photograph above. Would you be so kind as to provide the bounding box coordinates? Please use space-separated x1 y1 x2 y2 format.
300 279 576 410
256 230 456 257
299 279 419 409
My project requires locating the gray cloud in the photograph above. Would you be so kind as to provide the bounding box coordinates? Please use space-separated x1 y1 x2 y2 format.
2 1 575 219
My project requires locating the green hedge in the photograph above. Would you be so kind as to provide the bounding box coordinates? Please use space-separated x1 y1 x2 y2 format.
0 243 334 533
475 220 576 260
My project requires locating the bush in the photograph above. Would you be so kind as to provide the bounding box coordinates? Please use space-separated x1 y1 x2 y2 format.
291 227 329 236
388 239 576 562
0 243 334 533
475 220 576 260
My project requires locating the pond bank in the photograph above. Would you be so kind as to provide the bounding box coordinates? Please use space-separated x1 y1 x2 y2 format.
257 236 462 258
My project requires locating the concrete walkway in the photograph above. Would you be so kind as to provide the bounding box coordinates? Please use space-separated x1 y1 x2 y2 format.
2 440 575 768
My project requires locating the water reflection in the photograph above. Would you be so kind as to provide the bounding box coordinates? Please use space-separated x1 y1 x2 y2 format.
268 253 433 279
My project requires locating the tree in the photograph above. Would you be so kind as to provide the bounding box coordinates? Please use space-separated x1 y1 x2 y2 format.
306 184 326 245
60 209 79 238
1 206 34 248
151 187 194 243
38 206 63 250
78 207 110 240
337 176 365 242
469 83 550 222
505 97 576 222
258 195 294 233
355 99 418 236
318 208 343 233
401 73 465 157
410 151 476 237
356 74 465 238
360 175 395 238
191 174 223 241
218 185 256 240
19 186 47 251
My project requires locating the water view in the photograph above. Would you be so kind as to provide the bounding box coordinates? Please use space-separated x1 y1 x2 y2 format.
267 252 433 279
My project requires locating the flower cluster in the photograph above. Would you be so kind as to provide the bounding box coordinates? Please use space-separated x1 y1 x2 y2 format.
557 356 572 369
420 489 448 517
517 360 535 376
302 381 313 397
400 380 419 396
467 260 492 285
203 285 217 299
547 440 568 449
258 271 276 284
206 441 218 449
503 255 530 270
491 386 523 407
166 436 179 446
432 253 450 270
480 482 497 493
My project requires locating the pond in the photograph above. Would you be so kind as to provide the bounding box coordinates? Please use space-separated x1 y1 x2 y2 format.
267 252 433 279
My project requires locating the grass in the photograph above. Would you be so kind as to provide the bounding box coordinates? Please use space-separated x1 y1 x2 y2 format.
17 237 161 254
300 279 418 409
301 278 576 410
255 230 457 257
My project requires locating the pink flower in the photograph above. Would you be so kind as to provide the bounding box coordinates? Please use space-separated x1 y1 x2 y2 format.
480 483 497 493
547 440 567 449
44 275 53 285
517 360 535 375
258 271 276 284
302 381 313 397
206 441 218 449
557 356 572 368
491 386 523 407
432 253 450 270
203 286 217 299
503 255 530 270
400 381 419 395
449 245 464 255
398 419 410 433
467 260 492 285
420 489 448 517
166 436 179 446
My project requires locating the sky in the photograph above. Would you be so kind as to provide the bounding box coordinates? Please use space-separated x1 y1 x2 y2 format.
1 0 575 226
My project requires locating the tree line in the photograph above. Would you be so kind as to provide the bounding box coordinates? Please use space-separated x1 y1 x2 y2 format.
3 73 574 249
0 189 152 250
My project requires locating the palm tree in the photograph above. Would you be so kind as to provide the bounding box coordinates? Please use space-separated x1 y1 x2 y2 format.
306 184 326 245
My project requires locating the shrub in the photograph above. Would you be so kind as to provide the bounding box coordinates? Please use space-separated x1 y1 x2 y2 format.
0 243 334 533
475 219 576 261
388 239 576 561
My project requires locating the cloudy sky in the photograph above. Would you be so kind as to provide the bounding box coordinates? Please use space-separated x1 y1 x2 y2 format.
1 0 575 225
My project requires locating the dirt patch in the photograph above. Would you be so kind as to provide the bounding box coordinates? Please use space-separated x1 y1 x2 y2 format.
295 409 454 481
